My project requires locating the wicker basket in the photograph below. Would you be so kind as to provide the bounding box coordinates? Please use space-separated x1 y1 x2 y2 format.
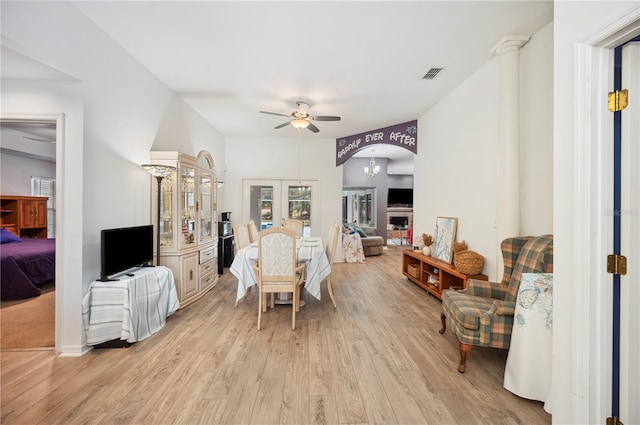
407 264 420 278
454 250 484 275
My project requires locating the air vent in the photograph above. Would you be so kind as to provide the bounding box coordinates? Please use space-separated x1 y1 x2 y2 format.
422 67 444 80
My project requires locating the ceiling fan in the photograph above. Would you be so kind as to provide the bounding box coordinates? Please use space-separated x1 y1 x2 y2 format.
259 101 341 133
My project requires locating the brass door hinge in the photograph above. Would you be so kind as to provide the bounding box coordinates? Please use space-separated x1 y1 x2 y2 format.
607 417 624 425
607 254 628 275
608 89 628 112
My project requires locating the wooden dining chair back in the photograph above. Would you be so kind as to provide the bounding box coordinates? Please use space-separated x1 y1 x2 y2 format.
233 222 251 251
252 226 305 330
247 220 259 243
283 219 304 237
323 223 341 308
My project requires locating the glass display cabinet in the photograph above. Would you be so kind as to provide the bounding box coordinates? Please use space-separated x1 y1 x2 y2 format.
149 150 219 307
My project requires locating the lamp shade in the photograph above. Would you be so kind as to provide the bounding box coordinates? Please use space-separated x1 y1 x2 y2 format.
291 118 310 129
141 164 176 177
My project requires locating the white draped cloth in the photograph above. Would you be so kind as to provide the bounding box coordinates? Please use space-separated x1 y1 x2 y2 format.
342 233 365 263
231 237 331 301
503 273 553 413
82 266 180 345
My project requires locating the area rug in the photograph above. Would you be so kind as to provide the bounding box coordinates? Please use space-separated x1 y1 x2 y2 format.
1 282 55 349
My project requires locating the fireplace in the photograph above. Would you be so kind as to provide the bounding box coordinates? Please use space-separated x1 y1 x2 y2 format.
389 216 409 227
387 207 413 229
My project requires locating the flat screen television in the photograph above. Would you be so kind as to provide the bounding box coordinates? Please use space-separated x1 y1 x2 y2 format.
387 188 413 207
100 225 154 281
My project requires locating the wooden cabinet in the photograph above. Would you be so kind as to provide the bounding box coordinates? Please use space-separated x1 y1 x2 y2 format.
1 196 48 238
148 150 220 307
401 249 487 300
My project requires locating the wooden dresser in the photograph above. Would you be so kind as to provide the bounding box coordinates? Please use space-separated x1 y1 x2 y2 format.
0 195 48 238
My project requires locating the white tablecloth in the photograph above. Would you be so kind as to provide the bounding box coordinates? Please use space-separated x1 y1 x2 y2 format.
342 233 365 263
503 272 553 413
230 237 331 301
82 266 180 345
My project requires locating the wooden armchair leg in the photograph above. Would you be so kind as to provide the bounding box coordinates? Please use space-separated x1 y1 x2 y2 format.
439 313 447 334
458 343 472 373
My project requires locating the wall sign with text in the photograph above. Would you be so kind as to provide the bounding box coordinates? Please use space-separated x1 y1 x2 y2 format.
335 120 417 166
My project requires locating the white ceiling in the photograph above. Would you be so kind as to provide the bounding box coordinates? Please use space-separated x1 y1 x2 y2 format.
72 1 552 155
2 2 553 167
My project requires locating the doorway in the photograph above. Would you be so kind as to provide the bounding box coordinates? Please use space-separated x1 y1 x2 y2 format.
242 179 319 236
0 118 57 350
565 13 640 423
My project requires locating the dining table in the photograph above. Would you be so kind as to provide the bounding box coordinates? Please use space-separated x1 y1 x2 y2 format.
230 236 331 302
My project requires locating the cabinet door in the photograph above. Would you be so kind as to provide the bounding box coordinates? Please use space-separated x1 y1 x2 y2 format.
32 200 47 228
180 166 197 248
159 173 174 249
181 253 199 301
198 170 213 244
20 200 46 228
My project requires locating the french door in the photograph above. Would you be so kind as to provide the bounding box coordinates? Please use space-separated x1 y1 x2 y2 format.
241 179 319 237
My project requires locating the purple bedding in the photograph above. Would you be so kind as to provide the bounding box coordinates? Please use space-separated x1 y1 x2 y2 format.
1 238 55 299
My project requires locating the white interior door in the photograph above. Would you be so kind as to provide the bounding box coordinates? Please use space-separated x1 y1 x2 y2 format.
619 41 639 424
242 179 319 236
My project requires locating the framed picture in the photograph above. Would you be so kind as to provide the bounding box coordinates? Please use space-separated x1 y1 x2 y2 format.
432 217 458 263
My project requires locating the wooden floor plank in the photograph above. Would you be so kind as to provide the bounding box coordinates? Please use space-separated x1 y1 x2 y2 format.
325 328 368 424
0 246 551 424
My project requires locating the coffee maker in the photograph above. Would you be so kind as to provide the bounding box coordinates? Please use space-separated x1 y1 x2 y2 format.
218 211 232 236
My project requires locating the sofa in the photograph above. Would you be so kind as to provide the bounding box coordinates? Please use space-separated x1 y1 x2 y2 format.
361 235 384 256
343 223 384 256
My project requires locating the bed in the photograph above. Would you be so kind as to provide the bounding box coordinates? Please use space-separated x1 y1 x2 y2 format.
0 231 55 299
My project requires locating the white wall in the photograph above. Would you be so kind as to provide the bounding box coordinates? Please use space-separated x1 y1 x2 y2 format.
0 152 55 195
413 24 553 282
224 135 343 240
414 57 500 280
1 2 226 354
520 22 553 235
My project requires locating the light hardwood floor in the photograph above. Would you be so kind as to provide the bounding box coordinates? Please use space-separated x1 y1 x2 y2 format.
0 245 551 424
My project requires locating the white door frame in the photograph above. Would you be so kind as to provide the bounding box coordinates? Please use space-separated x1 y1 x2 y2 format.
568 8 640 422
1 113 64 354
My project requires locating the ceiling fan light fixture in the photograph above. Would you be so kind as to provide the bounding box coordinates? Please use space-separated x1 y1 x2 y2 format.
291 118 309 129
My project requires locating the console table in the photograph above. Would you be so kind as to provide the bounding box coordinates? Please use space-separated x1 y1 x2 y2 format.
401 249 487 300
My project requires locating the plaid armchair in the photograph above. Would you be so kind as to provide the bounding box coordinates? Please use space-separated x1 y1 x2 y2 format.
439 235 553 373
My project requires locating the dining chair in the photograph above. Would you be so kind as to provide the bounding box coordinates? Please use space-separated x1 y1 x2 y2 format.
233 222 251 251
283 218 304 237
247 220 259 243
323 223 341 308
252 226 305 330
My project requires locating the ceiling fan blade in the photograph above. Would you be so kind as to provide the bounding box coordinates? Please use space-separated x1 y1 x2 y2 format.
23 135 55 143
311 115 341 122
306 122 320 133
274 122 290 129
260 111 291 118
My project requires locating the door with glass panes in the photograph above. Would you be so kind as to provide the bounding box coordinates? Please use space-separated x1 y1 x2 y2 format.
242 179 318 237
